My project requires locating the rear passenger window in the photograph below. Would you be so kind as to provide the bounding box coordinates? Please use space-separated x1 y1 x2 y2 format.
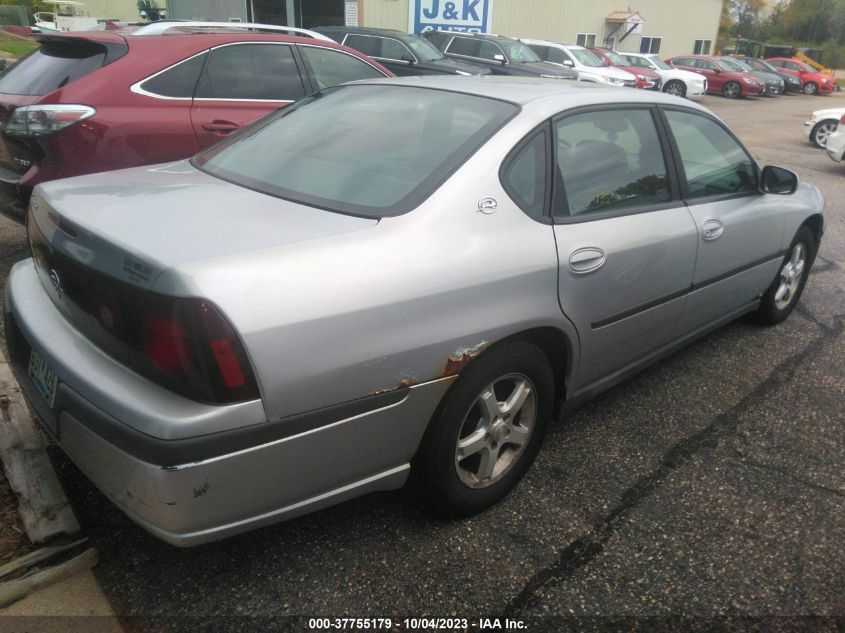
196 44 305 101
664 110 757 199
554 109 671 217
299 46 384 90
139 52 206 98
448 37 480 58
502 131 548 217
344 34 380 58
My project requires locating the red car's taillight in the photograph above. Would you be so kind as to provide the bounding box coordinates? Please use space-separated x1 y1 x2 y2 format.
5 105 96 137
132 297 259 404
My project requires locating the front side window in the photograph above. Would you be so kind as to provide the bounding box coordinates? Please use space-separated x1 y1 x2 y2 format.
380 38 412 61
639 36 661 54
693 39 712 55
478 41 504 62
502 131 548 217
344 34 380 58
665 110 757 200
502 42 540 63
576 33 597 47
195 85 517 217
196 44 305 101
406 37 443 62
299 46 384 91
554 109 670 217
570 48 602 67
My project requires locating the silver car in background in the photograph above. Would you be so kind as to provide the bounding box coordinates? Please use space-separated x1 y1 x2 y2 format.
4 77 824 546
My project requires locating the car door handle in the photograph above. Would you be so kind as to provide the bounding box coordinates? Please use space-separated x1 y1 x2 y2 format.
201 120 239 134
702 219 725 241
569 247 607 274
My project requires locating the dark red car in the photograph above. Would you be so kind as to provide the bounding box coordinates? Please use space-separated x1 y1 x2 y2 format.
0 24 391 217
765 57 834 95
589 47 660 89
666 55 763 98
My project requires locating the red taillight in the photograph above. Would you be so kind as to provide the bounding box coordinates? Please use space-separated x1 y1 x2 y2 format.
143 316 193 376
134 298 259 404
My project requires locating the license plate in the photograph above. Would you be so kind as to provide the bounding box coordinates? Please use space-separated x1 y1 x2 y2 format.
27 348 58 409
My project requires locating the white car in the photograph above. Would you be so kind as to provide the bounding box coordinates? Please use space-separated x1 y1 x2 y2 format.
825 126 845 161
521 39 638 87
623 52 707 98
804 107 845 148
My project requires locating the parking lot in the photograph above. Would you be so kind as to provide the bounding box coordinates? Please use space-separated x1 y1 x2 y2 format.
0 89 843 629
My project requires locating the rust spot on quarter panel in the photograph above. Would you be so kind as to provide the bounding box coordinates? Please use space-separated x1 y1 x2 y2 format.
442 341 491 377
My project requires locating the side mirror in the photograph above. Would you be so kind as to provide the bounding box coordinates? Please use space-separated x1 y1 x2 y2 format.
493 53 507 64
760 165 798 195
562 59 574 67
401 53 416 64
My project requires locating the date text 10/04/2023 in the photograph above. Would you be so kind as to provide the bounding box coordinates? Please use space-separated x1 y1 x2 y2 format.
307 618 528 630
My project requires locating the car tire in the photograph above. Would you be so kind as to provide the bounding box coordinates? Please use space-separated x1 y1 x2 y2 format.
810 119 838 148
664 80 686 98
723 81 741 99
804 81 818 95
754 226 815 325
412 341 554 517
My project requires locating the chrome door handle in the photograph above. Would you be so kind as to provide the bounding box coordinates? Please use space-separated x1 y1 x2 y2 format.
702 219 724 241
569 247 606 274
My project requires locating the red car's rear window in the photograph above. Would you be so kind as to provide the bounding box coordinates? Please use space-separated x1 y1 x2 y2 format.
0 39 114 96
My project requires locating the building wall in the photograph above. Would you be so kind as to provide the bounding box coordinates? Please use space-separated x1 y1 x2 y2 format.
71 0 142 21
361 0 722 58
167 0 247 22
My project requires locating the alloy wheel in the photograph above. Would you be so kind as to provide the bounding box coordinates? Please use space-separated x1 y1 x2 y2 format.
723 82 740 98
774 243 806 311
454 373 537 489
804 82 818 95
813 121 836 147
665 81 685 97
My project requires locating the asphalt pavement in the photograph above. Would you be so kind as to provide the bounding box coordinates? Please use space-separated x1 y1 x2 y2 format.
0 89 842 632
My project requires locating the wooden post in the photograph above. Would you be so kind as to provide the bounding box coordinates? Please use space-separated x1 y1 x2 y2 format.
0 348 80 543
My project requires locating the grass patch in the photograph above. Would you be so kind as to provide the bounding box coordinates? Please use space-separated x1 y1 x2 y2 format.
0 32 38 59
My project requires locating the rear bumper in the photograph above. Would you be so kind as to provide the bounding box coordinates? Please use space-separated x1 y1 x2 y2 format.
5 259 451 546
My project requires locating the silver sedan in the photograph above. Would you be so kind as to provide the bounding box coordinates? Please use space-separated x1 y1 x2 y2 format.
4 77 824 546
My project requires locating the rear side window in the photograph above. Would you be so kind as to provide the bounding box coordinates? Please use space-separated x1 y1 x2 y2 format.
448 37 480 58
502 130 548 218
0 39 106 96
299 46 384 91
664 110 757 199
344 34 380 58
554 109 671 217
196 44 305 101
139 52 207 98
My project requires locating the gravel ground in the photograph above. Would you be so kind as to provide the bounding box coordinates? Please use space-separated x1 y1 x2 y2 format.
0 89 842 630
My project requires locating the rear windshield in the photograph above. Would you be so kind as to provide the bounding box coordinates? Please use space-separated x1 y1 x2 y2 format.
0 39 106 96
194 84 517 217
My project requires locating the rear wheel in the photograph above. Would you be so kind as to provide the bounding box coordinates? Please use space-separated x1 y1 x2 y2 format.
803 81 818 95
722 81 741 99
412 342 554 517
663 80 686 98
755 226 814 325
811 119 837 148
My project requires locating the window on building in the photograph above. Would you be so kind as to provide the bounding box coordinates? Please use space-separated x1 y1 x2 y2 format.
639 36 662 54
693 39 712 55
606 36 616 50
576 33 597 47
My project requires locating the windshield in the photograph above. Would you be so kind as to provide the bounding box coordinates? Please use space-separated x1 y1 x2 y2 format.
503 42 540 63
623 55 650 68
570 47 603 67
605 51 628 66
714 58 741 71
195 85 517 218
406 36 443 62
646 55 671 70
718 58 747 72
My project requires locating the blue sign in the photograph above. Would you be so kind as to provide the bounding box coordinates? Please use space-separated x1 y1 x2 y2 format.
409 0 493 35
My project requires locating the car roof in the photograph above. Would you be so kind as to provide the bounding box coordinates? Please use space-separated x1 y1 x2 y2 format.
314 26 411 37
351 75 708 109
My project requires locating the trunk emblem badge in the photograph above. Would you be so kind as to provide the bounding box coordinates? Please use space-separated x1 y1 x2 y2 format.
477 197 498 214
49 269 62 298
